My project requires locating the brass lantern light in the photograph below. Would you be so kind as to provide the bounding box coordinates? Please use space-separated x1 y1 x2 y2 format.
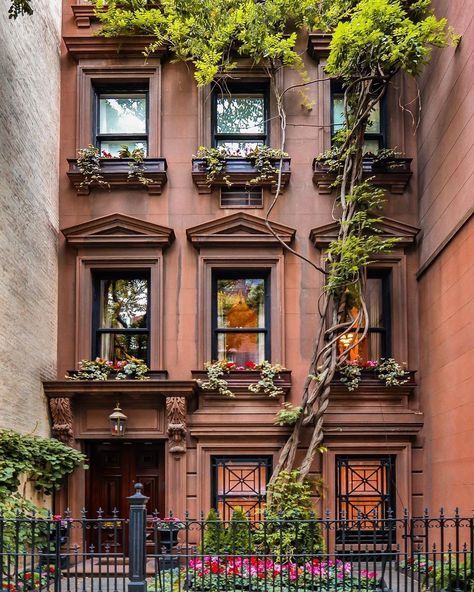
109 403 128 436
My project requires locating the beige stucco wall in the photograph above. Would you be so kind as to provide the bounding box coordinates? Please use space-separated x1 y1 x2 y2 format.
0 0 61 436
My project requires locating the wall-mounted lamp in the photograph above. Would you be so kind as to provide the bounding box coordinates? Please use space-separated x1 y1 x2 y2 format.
109 403 128 437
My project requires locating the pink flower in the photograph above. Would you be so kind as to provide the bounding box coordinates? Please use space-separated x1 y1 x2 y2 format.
52 515 62 522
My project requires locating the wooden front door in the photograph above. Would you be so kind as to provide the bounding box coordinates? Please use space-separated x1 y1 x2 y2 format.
87 441 165 519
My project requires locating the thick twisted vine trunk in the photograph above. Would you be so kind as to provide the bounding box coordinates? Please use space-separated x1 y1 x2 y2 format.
267 74 393 493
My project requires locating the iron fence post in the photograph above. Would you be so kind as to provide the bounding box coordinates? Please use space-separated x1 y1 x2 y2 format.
127 483 149 592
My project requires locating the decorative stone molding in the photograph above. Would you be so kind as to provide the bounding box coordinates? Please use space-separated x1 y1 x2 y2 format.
186 211 296 248
62 213 175 250
166 397 187 454
49 398 74 445
307 32 332 61
310 216 419 249
63 36 167 60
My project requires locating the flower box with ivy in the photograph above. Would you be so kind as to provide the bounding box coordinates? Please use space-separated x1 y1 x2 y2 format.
65 357 164 381
67 146 167 195
192 360 291 400
312 155 412 195
192 147 291 194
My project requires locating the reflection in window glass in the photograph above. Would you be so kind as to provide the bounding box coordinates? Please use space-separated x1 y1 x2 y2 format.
216 95 265 135
99 141 147 158
214 277 267 365
333 95 381 153
95 276 149 364
99 95 147 135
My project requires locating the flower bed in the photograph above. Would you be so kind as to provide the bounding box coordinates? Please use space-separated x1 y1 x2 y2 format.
156 558 378 591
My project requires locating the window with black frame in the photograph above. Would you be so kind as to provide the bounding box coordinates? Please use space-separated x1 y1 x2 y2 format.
212 272 270 365
336 455 396 544
92 271 150 364
331 82 386 154
337 269 391 363
211 456 272 520
94 84 148 156
212 83 269 152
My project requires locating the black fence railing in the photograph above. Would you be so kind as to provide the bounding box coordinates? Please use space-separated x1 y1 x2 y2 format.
1 486 473 592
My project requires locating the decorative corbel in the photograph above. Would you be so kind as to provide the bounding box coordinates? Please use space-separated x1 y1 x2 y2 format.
166 397 187 454
49 398 74 445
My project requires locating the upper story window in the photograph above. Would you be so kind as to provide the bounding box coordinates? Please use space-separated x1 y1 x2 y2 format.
331 82 386 154
94 84 148 156
212 83 269 152
92 271 150 364
338 269 391 363
212 272 270 365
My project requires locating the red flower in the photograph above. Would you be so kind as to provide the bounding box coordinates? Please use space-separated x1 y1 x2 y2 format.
245 360 257 369
226 362 236 369
101 150 112 158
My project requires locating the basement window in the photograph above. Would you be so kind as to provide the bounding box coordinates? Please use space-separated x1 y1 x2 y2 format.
220 187 263 208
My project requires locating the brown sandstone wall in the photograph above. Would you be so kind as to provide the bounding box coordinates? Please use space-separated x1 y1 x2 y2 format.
417 1 474 513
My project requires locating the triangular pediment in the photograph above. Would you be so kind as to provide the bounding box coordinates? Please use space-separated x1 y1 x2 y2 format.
186 212 296 248
62 213 175 249
309 216 419 249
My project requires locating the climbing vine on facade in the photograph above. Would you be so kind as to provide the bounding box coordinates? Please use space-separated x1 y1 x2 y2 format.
91 0 454 500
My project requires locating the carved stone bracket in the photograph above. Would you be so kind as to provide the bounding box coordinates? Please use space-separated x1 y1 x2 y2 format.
166 397 187 454
49 398 74 445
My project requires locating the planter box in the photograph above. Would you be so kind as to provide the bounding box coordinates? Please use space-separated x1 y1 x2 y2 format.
67 157 168 195
192 157 291 194
313 156 412 194
191 369 292 397
66 370 169 381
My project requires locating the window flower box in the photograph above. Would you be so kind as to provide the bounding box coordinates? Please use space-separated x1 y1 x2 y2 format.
191 368 292 398
192 156 291 194
312 156 412 194
67 157 168 195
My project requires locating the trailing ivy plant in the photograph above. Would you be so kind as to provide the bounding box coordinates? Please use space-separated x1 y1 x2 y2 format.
0 430 86 501
194 145 288 188
248 361 286 398
117 145 152 186
91 0 455 493
274 403 302 427
76 145 109 190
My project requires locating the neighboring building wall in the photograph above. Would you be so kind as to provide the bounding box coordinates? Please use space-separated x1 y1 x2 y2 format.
0 1 61 436
417 2 474 513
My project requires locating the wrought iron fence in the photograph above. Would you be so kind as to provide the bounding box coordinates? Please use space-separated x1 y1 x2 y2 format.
1 485 473 592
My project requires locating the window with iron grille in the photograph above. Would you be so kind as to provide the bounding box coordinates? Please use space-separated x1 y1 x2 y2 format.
211 456 272 520
336 455 396 544
220 187 263 208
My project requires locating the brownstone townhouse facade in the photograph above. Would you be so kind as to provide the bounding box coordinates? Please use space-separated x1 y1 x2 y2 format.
1 0 472 521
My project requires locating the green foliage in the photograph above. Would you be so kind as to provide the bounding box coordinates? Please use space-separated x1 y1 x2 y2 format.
274 402 302 426
225 507 253 554
0 430 86 500
201 508 226 554
67 358 112 381
118 145 152 185
432 555 474 592
322 0 451 80
377 357 408 386
92 0 320 86
8 0 33 19
248 361 286 398
195 145 288 188
76 145 109 190
259 470 323 562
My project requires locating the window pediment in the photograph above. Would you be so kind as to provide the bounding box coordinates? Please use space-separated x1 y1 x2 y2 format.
62 213 175 249
186 212 296 248
309 216 419 249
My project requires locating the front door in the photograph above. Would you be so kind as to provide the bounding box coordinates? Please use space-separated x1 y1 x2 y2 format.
87 441 165 518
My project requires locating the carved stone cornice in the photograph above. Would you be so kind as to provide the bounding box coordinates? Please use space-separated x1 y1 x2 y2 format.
63 36 167 60
49 398 74 445
43 380 197 398
307 32 332 62
310 216 420 249
166 397 187 454
61 213 175 250
186 212 296 248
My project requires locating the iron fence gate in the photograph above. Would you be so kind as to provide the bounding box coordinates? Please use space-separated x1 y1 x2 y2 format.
1 484 473 592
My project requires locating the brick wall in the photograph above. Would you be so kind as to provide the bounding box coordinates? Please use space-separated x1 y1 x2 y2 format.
417 2 474 512
0 0 61 436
